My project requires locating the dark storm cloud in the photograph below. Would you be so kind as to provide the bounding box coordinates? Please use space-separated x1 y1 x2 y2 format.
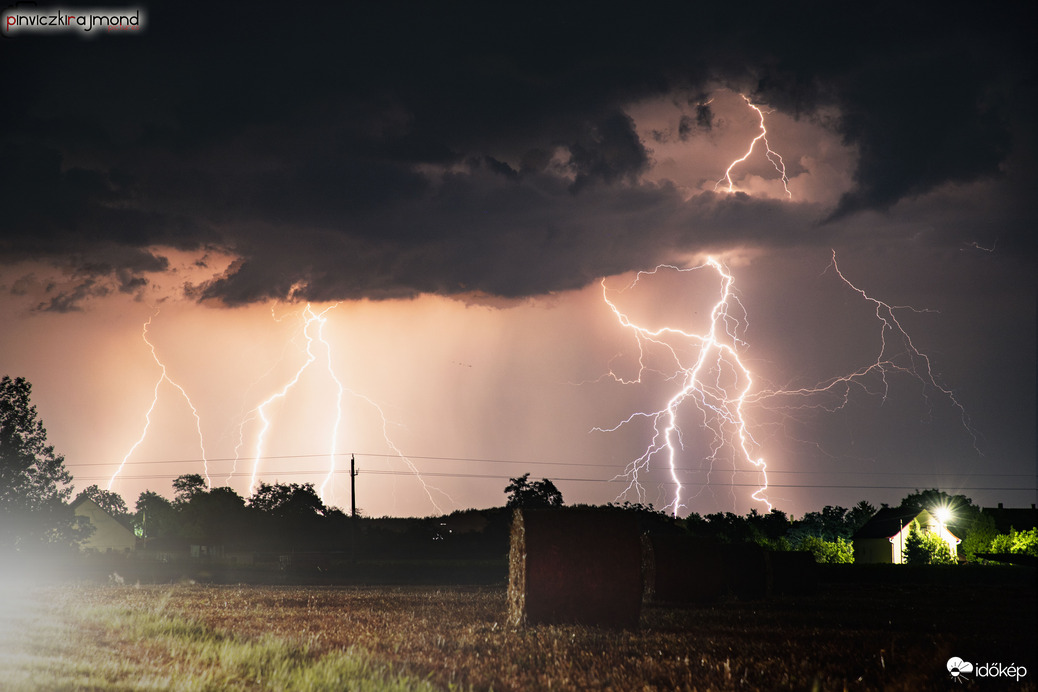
17 247 169 311
35 278 108 313
2 0 1033 302
678 104 714 140
825 58 1013 219
194 169 819 305
566 111 650 191
0 140 212 259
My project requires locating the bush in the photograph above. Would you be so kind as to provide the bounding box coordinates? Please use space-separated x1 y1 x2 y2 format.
989 528 1038 557
989 532 1015 554
1012 528 1038 557
959 513 996 561
797 535 853 564
905 522 954 565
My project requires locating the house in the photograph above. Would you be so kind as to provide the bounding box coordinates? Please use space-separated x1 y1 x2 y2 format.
981 503 1038 534
71 497 136 553
852 506 959 564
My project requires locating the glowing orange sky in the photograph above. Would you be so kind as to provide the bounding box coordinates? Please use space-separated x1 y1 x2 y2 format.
2 245 1023 518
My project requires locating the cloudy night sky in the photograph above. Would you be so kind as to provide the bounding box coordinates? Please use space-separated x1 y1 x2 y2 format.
1 1 1034 518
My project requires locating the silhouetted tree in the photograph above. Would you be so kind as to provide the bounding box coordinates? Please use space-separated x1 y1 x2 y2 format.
605 501 678 534
177 485 247 546
246 482 330 551
134 490 177 540
790 505 850 543
684 512 707 535
701 512 755 544
746 508 792 550
172 473 207 505
0 376 77 550
899 489 955 512
845 500 877 534
504 473 563 508
248 482 326 518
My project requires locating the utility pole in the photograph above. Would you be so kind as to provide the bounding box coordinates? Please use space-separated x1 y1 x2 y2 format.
350 454 358 518
349 454 359 564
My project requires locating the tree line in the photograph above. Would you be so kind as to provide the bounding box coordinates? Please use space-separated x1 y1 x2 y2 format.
677 490 1036 565
2 375 1035 563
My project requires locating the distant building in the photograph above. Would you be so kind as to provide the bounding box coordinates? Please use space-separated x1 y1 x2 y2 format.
852 507 959 564
981 503 1038 534
71 497 136 553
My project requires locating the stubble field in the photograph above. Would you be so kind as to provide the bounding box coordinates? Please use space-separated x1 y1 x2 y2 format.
1 568 1034 691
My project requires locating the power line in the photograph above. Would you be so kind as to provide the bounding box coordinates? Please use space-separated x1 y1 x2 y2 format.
64 451 1034 478
71 467 1035 493
66 452 607 469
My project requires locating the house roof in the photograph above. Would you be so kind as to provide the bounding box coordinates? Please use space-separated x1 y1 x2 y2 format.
69 495 92 511
71 496 134 532
981 506 1038 534
71 496 127 519
852 506 931 540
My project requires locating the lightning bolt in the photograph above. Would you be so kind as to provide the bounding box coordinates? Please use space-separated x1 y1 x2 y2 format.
352 396 451 516
108 315 211 491
714 95 791 199
597 251 976 516
594 258 769 516
748 251 977 447
962 240 996 253
245 303 341 498
241 303 451 514
317 308 345 501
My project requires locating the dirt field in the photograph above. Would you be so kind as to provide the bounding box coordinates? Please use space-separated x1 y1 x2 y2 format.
3 567 1035 690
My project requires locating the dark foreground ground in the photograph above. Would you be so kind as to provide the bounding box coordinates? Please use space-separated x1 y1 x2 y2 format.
4 564 1034 691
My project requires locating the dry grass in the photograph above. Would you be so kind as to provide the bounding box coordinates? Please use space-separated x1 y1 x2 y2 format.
2 571 1035 691
0 580 439 691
